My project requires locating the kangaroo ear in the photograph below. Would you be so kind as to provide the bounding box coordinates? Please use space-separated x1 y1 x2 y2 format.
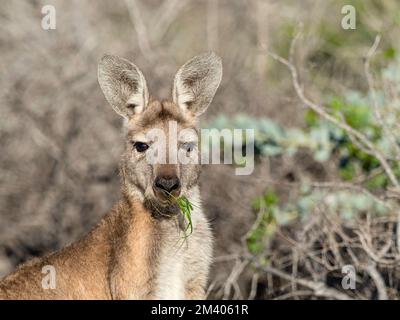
173 52 222 117
98 54 149 119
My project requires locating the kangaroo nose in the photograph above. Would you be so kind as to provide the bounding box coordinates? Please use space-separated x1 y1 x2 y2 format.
154 176 181 194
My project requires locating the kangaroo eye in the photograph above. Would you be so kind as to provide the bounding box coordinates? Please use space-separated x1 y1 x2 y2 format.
183 142 195 153
133 142 149 152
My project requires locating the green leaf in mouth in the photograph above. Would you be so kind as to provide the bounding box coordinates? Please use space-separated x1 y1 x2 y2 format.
166 192 194 238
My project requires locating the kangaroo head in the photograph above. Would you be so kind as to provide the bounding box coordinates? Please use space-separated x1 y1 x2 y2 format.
98 52 222 215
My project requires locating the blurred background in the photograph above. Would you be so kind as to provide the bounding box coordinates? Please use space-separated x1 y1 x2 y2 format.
1 0 400 299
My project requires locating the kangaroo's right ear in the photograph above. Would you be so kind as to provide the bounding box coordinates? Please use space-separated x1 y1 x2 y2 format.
98 54 149 119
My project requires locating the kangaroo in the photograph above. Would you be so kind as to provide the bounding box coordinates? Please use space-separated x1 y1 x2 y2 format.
0 52 222 300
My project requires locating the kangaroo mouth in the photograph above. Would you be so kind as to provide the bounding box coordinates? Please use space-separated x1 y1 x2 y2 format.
152 186 180 204
145 191 180 218
152 187 170 204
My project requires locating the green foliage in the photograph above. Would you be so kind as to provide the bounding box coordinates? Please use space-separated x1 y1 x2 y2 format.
292 187 388 220
302 58 400 189
176 195 194 237
246 189 279 255
167 193 194 238
246 189 299 254
384 47 397 60
304 92 384 185
208 57 400 252
246 184 389 255
243 57 400 251
205 114 336 163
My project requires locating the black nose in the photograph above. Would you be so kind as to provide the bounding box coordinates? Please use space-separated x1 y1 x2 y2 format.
154 176 181 193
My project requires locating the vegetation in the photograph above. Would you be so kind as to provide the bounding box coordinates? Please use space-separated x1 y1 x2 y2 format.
208 45 400 299
167 193 194 238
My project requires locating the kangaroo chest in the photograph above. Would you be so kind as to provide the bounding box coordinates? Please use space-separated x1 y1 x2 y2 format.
154 244 186 299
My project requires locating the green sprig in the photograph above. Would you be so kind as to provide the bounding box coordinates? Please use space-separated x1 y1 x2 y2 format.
166 192 194 238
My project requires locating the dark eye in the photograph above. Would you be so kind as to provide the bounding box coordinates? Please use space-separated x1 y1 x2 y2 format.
183 142 195 153
133 142 149 152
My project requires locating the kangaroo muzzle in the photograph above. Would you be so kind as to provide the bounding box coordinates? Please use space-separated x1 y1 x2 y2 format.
153 175 181 199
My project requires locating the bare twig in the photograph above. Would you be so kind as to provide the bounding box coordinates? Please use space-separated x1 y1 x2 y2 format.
273 290 313 300
248 273 259 300
223 259 248 299
249 256 354 300
363 263 388 300
310 181 392 210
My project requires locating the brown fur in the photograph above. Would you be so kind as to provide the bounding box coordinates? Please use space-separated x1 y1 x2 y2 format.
0 187 211 299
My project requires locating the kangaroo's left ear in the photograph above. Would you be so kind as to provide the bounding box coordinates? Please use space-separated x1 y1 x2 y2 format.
173 52 222 117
